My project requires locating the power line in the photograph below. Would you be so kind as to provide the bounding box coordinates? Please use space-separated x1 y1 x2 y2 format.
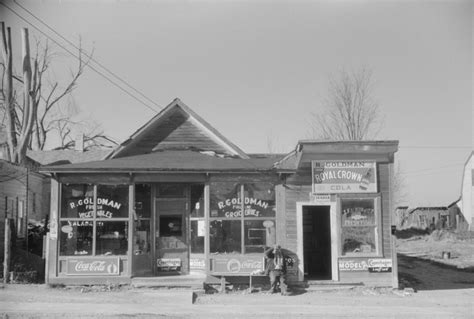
12 0 163 111
399 145 472 150
399 162 465 175
1 2 161 114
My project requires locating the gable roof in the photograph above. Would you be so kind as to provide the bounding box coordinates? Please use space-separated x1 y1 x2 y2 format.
106 98 249 159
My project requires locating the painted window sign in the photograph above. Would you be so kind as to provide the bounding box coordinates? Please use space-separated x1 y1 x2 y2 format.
217 196 274 218
66 197 124 219
211 256 265 274
62 185 129 218
312 161 377 193
66 257 120 275
210 182 276 218
341 199 375 226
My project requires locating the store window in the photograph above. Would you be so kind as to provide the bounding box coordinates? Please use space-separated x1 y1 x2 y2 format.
59 221 93 256
96 221 128 255
210 181 276 254
97 185 129 218
61 184 94 218
59 183 130 256
341 197 379 256
210 220 241 253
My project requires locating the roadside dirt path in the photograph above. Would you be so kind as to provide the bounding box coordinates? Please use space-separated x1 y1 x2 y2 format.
398 253 474 291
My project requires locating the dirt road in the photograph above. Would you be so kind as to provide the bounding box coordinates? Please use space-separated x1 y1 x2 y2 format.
1 254 473 318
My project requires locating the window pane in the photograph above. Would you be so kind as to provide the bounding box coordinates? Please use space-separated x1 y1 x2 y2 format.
61 184 94 218
243 183 276 218
190 185 204 218
341 226 376 255
244 220 276 253
135 184 151 218
210 220 241 254
97 185 129 218
210 181 241 218
341 198 375 226
96 221 129 255
133 219 150 255
190 220 205 253
159 216 183 237
59 221 93 256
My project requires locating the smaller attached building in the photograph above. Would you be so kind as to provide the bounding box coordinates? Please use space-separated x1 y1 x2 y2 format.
41 99 399 287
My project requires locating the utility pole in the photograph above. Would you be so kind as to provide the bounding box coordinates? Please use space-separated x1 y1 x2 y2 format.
3 219 11 283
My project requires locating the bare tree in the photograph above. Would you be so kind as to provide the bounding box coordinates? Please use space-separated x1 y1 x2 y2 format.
311 67 383 141
1 23 116 163
391 162 408 226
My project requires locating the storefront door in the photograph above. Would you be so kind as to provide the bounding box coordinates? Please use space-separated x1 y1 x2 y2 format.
303 205 332 280
155 184 189 275
132 184 153 277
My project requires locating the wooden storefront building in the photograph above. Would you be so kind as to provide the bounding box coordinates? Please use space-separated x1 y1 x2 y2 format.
41 99 399 287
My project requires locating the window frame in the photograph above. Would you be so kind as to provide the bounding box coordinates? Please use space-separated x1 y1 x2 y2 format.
209 182 276 255
59 183 130 257
339 194 382 258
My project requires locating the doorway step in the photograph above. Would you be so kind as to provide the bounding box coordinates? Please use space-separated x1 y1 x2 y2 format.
292 280 364 292
131 273 206 289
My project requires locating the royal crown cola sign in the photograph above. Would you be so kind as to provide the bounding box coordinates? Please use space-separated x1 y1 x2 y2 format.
312 161 377 194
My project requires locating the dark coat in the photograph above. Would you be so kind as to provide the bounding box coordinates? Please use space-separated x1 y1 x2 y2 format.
264 247 287 275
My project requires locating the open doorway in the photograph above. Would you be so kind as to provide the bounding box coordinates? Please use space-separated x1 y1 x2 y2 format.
303 205 332 280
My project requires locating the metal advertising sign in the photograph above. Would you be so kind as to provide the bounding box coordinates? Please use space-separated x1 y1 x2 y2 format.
312 161 377 194
66 257 120 276
211 256 265 274
157 258 181 271
338 259 369 272
339 258 393 272
368 259 392 273
190 258 206 270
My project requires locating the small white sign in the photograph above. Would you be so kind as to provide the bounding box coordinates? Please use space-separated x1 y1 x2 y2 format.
197 220 205 237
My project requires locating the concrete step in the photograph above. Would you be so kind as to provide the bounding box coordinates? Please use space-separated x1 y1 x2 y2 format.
292 280 364 292
131 274 205 289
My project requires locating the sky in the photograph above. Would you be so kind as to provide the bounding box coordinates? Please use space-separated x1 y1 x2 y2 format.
1 0 472 207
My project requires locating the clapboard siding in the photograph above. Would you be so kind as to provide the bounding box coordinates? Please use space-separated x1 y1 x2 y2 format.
117 111 232 158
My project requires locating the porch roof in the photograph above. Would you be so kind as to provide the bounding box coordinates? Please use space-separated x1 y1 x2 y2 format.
40 150 286 173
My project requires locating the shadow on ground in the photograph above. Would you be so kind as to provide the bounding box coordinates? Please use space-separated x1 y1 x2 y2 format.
398 253 474 291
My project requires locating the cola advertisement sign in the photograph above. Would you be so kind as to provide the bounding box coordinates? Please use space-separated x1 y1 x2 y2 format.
312 161 377 193
211 256 265 274
66 257 120 276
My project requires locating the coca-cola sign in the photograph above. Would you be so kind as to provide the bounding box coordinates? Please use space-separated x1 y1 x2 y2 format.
211 256 265 274
66 257 120 276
